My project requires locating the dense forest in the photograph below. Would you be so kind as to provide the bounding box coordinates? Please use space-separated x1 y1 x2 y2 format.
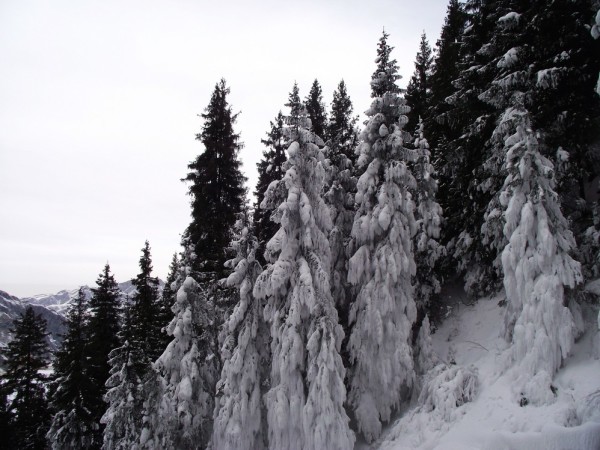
2 0 600 449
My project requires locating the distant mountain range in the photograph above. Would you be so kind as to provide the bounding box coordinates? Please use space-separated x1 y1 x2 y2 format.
0 280 163 368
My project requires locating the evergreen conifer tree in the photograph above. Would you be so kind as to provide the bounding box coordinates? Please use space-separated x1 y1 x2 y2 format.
413 120 444 318
86 264 122 447
285 82 303 128
101 303 147 450
432 0 505 296
430 0 599 296
253 107 354 450
425 0 466 285
183 79 246 279
304 79 327 139
326 79 359 165
346 32 418 443
141 277 219 450
212 215 269 450
157 253 179 353
371 30 402 98
131 240 162 363
525 0 600 281
405 32 433 132
2 306 51 450
499 103 582 404
48 288 97 450
425 0 465 149
253 111 287 264
325 80 359 333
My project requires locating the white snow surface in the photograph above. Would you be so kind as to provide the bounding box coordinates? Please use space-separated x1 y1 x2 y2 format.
372 284 600 450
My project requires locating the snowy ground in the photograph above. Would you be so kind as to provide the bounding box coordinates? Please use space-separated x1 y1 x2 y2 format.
369 283 600 450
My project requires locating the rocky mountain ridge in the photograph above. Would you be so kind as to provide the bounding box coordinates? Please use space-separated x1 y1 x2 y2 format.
0 280 163 369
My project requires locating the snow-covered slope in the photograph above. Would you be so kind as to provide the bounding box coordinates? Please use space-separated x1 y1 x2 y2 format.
375 283 600 450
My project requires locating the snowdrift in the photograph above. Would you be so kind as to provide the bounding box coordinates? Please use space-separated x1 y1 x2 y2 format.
375 284 600 450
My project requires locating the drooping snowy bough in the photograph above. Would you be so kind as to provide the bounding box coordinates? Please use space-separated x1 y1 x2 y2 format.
253 110 354 450
102 339 145 450
346 76 418 442
212 217 269 450
500 104 582 404
140 277 218 449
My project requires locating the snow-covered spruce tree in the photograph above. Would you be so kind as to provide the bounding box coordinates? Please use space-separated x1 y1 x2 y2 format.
413 119 443 317
253 108 354 450
101 304 146 450
370 30 402 98
212 215 269 450
141 277 218 450
346 31 418 443
500 104 582 404
48 288 97 450
254 83 305 267
475 4 531 287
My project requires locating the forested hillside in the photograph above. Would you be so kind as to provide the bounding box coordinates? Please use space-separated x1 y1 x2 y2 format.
1 1 599 449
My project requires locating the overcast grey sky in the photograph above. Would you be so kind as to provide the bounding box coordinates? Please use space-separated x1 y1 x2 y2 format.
0 0 448 297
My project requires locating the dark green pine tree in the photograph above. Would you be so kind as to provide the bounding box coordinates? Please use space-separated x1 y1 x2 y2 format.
425 0 466 150
253 111 287 264
371 29 402 98
432 0 503 296
1 306 50 450
405 32 433 133
156 252 179 352
304 79 327 139
525 0 600 223
425 1 466 283
285 81 303 129
183 79 247 280
47 288 97 450
326 79 359 165
130 240 162 363
101 302 147 450
325 80 359 337
86 263 122 448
